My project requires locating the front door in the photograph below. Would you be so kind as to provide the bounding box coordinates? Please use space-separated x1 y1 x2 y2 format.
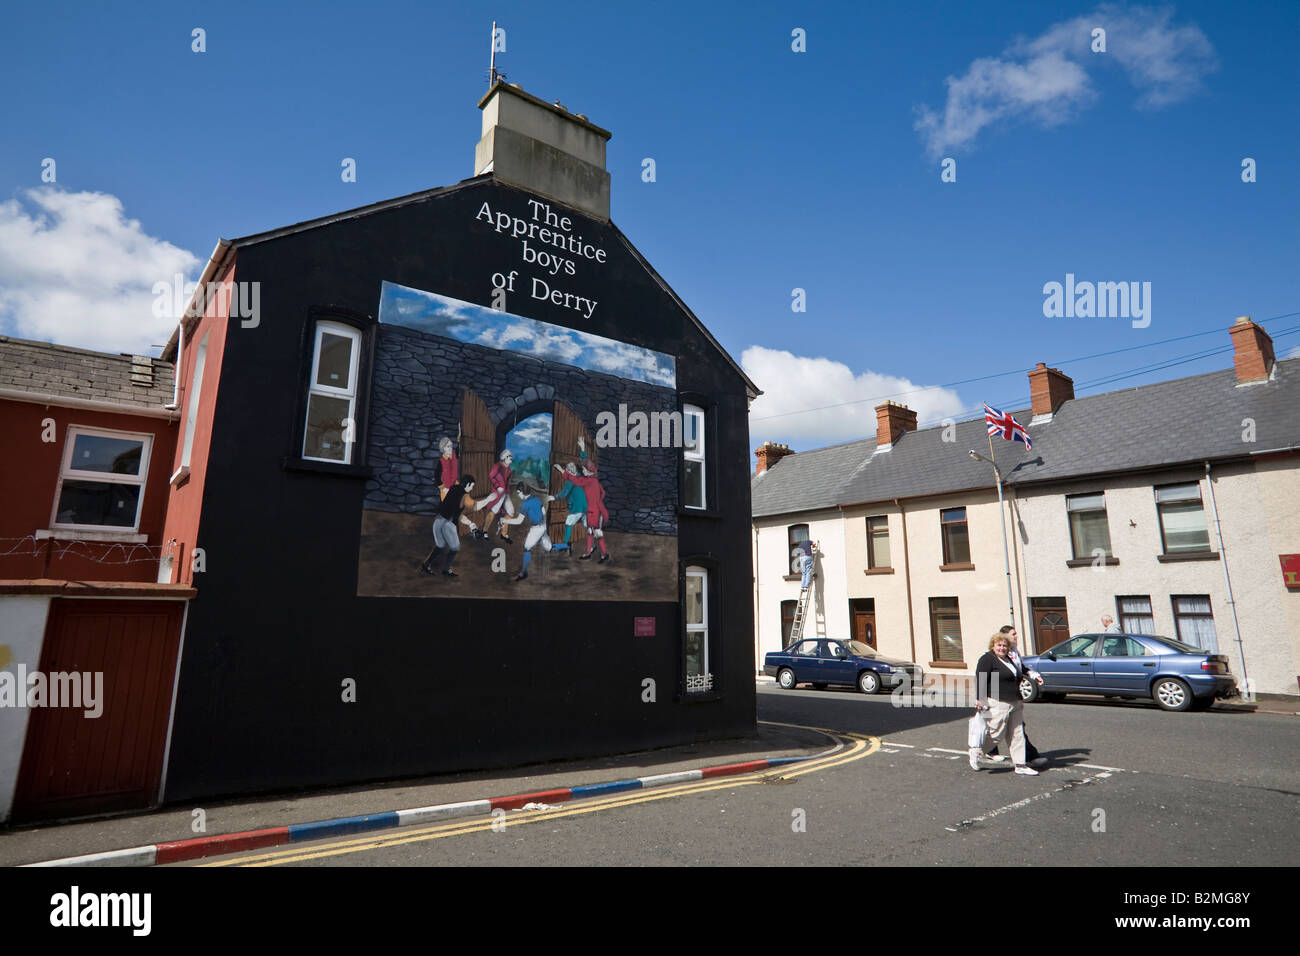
11 599 185 823
852 610 876 649
1031 600 1070 655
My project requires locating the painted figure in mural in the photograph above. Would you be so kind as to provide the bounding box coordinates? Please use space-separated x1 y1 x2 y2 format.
513 477 557 581
566 438 610 563
551 460 587 553
475 449 524 541
434 435 459 500
421 475 483 577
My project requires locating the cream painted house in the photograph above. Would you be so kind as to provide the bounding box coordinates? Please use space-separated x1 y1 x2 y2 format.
752 318 1300 698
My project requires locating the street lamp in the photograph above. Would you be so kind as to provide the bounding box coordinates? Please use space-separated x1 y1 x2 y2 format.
970 448 1016 630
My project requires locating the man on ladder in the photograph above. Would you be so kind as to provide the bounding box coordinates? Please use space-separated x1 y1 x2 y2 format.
789 538 819 642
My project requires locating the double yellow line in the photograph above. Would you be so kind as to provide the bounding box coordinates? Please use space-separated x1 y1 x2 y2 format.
201 725 878 867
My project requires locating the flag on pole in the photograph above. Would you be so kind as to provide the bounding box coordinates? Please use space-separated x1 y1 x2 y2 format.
984 403 1032 451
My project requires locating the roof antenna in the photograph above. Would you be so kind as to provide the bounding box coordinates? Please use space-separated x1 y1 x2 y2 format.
488 21 506 88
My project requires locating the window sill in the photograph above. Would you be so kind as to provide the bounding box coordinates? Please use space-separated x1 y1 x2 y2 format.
677 506 722 520
939 562 975 572
282 457 374 479
679 688 723 703
1157 551 1220 563
1066 556 1119 567
928 660 968 669
36 529 148 544
782 573 804 582
863 567 895 575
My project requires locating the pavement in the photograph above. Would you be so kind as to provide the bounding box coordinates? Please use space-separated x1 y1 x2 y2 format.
0 719 829 867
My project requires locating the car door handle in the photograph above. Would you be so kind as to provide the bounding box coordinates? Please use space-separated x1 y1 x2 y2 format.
1143 662 1156 667
1078 662 1091 666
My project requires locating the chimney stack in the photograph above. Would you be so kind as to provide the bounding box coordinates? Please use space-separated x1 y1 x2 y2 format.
755 441 794 475
1029 363 1074 418
1229 316 1275 384
875 401 917 450
475 81 612 221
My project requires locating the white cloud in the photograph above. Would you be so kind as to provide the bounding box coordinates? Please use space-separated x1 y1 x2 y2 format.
0 188 200 353
743 346 968 449
915 4 1217 157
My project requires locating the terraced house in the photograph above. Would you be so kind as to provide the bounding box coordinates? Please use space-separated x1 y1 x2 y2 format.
752 318 1300 698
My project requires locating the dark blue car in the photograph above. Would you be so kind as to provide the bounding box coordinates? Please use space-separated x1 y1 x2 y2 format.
764 638 923 695
1019 632 1238 711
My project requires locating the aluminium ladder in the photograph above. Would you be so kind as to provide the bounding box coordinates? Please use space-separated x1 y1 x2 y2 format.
789 585 812 642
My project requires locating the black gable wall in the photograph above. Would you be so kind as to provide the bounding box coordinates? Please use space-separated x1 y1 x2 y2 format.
163 178 755 802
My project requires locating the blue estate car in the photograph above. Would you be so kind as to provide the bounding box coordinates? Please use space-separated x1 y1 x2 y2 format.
764 638 924 695
1019 632 1238 712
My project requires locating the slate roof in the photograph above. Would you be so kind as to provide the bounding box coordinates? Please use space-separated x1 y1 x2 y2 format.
0 336 175 411
751 438 875 518
753 357 1300 517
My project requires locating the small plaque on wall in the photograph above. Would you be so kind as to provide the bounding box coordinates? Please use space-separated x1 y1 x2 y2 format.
1281 554 1300 589
634 617 656 636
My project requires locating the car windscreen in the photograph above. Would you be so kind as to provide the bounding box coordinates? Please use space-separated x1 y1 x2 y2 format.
1143 635 1204 655
847 641 875 657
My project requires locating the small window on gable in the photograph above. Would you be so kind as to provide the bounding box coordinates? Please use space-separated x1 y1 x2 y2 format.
683 405 706 509
303 321 362 464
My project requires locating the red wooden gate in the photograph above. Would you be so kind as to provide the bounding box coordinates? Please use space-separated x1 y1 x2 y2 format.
11 598 184 823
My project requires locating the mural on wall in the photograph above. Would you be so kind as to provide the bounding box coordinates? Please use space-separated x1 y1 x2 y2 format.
358 282 680 600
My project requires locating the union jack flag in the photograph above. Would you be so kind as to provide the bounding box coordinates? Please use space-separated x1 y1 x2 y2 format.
984 403 1032 451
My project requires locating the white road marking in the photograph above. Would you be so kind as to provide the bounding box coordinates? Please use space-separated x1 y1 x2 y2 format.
928 747 970 756
949 771 1116 831
881 741 915 748
1075 762 1129 772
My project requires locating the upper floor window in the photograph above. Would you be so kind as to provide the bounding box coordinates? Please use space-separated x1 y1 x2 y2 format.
1067 492 1112 559
180 333 209 469
52 427 153 532
866 515 891 569
788 523 810 574
1155 483 1210 554
303 322 362 463
940 507 970 565
682 404 706 509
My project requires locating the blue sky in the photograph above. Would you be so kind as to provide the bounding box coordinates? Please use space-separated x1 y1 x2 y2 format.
379 282 676 387
1 1 1296 449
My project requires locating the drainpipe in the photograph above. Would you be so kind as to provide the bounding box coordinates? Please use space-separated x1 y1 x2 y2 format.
164 318 184 410
1204 461 1249 686
894 498 917 667
753 524 761 674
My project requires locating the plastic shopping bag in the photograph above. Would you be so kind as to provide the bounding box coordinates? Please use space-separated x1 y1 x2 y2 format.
967 712 987 749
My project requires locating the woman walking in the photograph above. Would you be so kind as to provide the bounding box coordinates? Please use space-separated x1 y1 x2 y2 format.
972 633 1039 775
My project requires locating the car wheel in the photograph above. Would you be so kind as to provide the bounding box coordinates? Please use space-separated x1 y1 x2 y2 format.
1153 677 1193 712
777 668 797 690
858 671 881 695
1019 677 1040 703
811 682 828 690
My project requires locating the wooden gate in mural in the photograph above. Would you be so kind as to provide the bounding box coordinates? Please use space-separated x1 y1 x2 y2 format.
460 389 496 536
458 390 596 547
550 400 596 552
11 598 184 823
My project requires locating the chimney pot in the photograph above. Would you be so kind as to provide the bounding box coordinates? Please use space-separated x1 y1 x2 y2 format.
754 441 795 475
1229 315 1275 383
1028 364 1074 417
875 401 918 449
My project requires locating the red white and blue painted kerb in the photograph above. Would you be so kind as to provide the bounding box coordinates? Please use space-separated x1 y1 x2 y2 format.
25 755 810 867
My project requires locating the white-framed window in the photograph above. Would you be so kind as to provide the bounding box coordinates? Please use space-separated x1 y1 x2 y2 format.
181 333 209 468
303 321 361 463
683 404 706 509
685 565 712 692
51 426 154 532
